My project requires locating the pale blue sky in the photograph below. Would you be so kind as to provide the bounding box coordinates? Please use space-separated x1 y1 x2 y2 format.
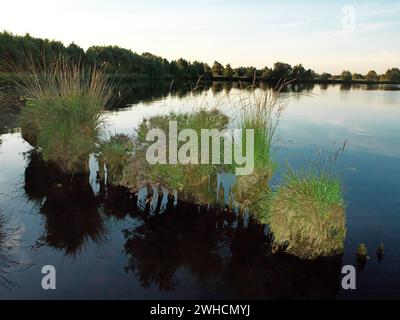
1 0 399 73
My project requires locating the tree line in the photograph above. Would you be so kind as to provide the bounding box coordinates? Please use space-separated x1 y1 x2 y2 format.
1 31 399 82
339 69 400 82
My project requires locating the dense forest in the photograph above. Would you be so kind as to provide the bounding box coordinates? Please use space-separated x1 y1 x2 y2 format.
1 31 399 82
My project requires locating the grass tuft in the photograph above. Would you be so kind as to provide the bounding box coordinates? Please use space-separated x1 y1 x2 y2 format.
13 55 114 173
233 82 290 209
120 109 230 203
267 167 346 259
236 82 289 172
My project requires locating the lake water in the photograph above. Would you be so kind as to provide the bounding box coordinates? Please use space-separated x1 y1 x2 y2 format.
0 82 399 299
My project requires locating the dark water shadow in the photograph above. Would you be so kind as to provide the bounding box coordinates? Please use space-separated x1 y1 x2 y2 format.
122 192 344 299
0 213 23 290
23 151 343 299
25 152 107 256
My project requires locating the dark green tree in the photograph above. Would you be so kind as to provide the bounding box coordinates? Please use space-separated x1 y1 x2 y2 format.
261 66 272 80
234 67 245 77
212 61 224 77
341 70 353 82
352 73 363 80
223 64 234 77
384 68 400 82
271 62 292 80
365 70 379 81
244 66 257 79
66 43 86 62
319 73 332 81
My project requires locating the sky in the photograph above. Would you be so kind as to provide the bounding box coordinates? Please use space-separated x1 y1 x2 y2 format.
0 0 399 74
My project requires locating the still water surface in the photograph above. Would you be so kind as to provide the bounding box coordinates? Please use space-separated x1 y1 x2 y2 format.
0 82 399 299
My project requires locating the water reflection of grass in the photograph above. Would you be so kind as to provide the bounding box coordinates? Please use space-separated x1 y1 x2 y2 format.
20 146 345 296
24 151 108 257
0 213 21 290
122 201 343 298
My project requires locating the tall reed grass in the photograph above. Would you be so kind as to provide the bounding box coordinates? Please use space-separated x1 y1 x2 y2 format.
14 56 114 173
233 82 290 208
236 82 289 172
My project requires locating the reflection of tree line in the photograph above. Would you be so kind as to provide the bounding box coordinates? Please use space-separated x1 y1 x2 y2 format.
23 151 344 298
108 81 317 110
109 81 201 109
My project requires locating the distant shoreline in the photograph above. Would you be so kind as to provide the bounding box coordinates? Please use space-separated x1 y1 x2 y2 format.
110 74 400 85
206 76 400 85
1 72 400 86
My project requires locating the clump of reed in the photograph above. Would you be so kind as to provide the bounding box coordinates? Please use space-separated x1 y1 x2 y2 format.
13 56 114 173
120 109 230 195
136 108 229 145
236 84 287 171
266 166 346 259
0 91 6 110
233 82 289 208
97 134 134 184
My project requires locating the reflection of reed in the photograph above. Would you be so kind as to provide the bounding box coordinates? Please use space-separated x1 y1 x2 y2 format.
123 204 225 291
36 187 107 256
22 151 344 298
24 151 108 257
122 196 343 298
0 213 21 290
